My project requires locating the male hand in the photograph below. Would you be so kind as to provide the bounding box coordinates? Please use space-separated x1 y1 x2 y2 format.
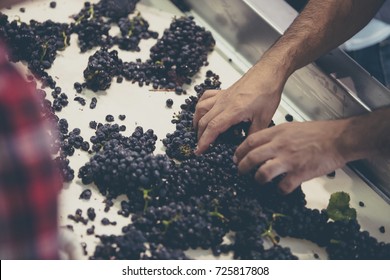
193 61 285 155
234 120 349 193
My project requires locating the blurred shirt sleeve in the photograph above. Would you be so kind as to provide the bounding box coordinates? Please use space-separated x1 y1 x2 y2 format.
0 43 62 259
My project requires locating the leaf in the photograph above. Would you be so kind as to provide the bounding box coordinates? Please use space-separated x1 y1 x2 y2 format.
327 191 357 221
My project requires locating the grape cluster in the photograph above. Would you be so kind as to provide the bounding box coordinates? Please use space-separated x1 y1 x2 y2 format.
92 226 190 260
0 0 150 93
114 14 159 51
274 207 330 246
194 70 222 97
92 226 146 260
83 48 123 92
78 125 172 199
163 109 197 160
149 16 215 85
3 2 389 261
101 0 140 21
131 200 228 250
72 0 139 23
72 18 112 53
0 13 70 88
80 146 173 198
54 155 75 182
51 87 69 112
88 124 157 154
326 220 390 259
141 243 190 260
230 210 298 260
99 16 215 91
71 1 156 55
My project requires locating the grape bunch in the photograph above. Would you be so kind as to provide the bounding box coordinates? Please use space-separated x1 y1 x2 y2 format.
101 0 140 21
54 155 75 182
0 13 70 88
114 14 159 51
89 124 157 154
274 207 330 246
149 16 215 85
91 225 146 260
92 226 190 260
72 18 112 53
78 127 173 198
3 1 389 261
83 48 123 92
72 0 139 23
118 16 215 91
326 220 390 259
141 243 190 260
194 70 222 97
131 200 229 250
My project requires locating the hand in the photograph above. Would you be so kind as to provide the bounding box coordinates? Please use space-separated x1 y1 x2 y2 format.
193 60 285 155
234 120 350 193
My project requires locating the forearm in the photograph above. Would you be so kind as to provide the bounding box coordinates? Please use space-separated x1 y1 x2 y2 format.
257 0 385 80
338 107 390 162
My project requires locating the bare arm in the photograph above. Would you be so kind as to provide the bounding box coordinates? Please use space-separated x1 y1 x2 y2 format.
233 106 390 193
339 107 390 162
194 0 390 192
194 0 386 155
262 0 386 79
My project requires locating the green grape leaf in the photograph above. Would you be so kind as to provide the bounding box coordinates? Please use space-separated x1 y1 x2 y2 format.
327 192 357 221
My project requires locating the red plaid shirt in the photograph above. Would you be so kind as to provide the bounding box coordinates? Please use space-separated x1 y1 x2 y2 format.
0 44 62 259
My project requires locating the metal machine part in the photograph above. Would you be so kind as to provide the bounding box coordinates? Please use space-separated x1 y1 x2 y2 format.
178 0 390 201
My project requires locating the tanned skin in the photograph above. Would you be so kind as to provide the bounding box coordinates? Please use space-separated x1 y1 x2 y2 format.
193 0 390 193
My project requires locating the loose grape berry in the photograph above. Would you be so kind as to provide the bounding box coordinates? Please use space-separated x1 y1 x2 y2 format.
166 98 173 108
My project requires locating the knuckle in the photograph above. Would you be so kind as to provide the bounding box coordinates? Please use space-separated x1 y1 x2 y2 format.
195 101 206 111
203 89 217 98
203 90 213 96
246 135 257 149
256 169 272 183
198 118 207 129
207 119 221 132
279 178 297 194
246 152 259 166
230 104 243 114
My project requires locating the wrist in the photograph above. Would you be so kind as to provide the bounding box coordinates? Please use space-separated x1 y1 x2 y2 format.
248 56 290 97
336 113 385 163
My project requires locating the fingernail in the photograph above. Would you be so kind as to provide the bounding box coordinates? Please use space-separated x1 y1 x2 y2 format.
233 155 237 164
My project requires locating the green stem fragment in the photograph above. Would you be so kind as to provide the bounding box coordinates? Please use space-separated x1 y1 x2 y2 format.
209 211 226 221
40 42 48 62
140 188 152 212
261 223 279 245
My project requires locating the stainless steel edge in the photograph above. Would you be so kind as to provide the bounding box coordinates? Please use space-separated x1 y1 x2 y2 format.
180 0 390 200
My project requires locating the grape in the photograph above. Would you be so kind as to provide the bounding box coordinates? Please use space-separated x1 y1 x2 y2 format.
3 2 389 261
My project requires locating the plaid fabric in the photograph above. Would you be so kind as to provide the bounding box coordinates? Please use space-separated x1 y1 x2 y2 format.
0 44 62 259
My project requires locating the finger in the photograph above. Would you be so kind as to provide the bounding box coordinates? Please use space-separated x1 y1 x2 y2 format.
196 104 223 141
234 130 272 164
195 111 242 155
248 118 267 135
197 89 220 102
193 96 217 129
237 143 276 174
254 159 287 184
278 174 302 194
